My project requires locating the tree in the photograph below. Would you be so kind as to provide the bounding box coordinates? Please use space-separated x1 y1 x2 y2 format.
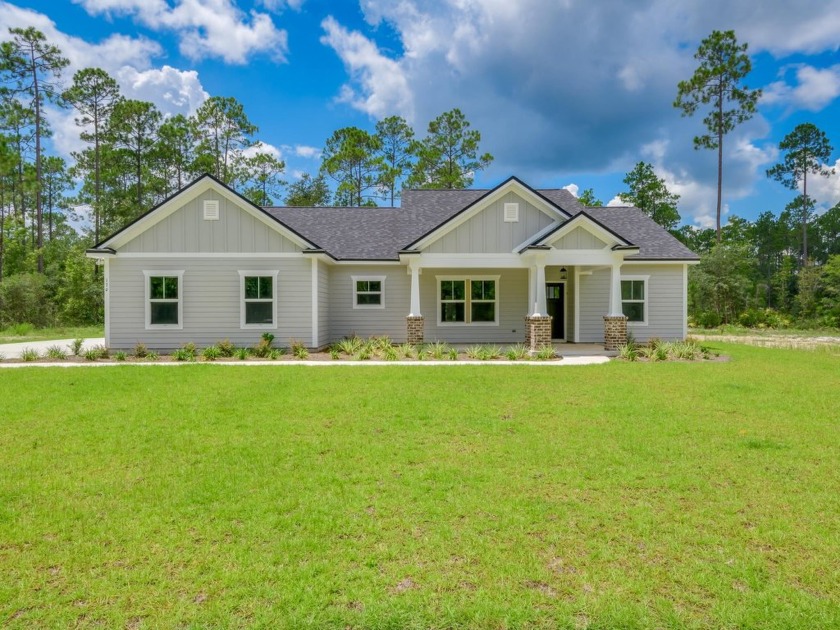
407 108 493 189
374 115 416 205
812 203 840 262
106 99 162 210
284 173 331 207
41 155 70 241
320 127 384 207
62 67 120 244
0 26 69 272
578 188 603 206
618 162 681 230
674 30 760 242
766 123 834 263
156 114 197 194
689 243 754 324
241 147 285 206
192 96 257 183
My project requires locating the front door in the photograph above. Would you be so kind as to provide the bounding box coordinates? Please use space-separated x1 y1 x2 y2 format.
546 283 565 340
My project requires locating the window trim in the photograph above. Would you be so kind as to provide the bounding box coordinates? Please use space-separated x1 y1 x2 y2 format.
143 270 184 330
351 275 386 310
239 270 279 330
620 275 649 326
503 202 519 222
436 275 500 326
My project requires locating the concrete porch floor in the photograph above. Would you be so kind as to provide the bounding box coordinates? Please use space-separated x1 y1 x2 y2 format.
448 342 616 357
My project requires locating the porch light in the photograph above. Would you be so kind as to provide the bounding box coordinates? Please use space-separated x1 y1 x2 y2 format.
559 267 568 280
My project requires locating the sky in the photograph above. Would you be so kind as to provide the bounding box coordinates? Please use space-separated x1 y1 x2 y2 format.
3 0 840 228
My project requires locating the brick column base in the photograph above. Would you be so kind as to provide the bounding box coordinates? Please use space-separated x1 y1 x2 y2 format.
406 316 425 345
603 315 628 350
525 315 552 351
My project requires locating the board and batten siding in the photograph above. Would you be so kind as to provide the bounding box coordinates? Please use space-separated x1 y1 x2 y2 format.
577 264 686 342
420 268 529 343
552 226 607 250
328 265 409 341
423 192 555 254
108 257 311 350
120 190 303 254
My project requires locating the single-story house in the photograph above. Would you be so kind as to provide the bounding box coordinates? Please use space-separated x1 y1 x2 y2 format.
86 174 699 351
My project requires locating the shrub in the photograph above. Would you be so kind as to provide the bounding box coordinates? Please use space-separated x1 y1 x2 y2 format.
448 348 459 361
70 338 84 356
534 345 557 360
217 339 236 357
94 345 110 359
21 347 39 362
114 351 127 361
234 347 249 360
290 339 308 359
10 322 34 336
329 348 340 360
202 345 221 361
252 336 273 358
426 340 451 360
371 336 393 352
46 345 68 360
696 311 722 328
353 347 371 361
261 332 275 344
83 347 100 361
268 349 283 360
383 346 398 361
617 343 638 361
133 342 148 358
181 342 196 356
172 346 195 362
337 336 363 356
146 351 160 361
465 345 484 360
0 273 53 328
671 340 699 360
396 343 415 359
505 343 530 361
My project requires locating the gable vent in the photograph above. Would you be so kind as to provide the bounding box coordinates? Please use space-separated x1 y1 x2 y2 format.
203 200 220 220
503 202 519 222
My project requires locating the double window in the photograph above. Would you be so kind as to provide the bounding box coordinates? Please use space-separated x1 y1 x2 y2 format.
353 276 385 308
621 276 648 324
239 271 278 328
438 276 499 325
144 271 184 329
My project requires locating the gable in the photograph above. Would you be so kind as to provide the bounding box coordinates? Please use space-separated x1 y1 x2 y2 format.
551 226 609 250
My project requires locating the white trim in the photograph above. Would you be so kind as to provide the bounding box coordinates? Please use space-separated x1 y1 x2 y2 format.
623 259 701 265
436 275 500 327
513 220 563 254
620 274 650 326
143 270 184 330
103 177 314 251
683 264 688 339
410 179 570 250
104 258 111 347
117 252 304 259
537 213 630 249
503 202 519 222
238 270 279 330
203 199 219 220
351 275 385 309
311 258 318 348
573 266 580 342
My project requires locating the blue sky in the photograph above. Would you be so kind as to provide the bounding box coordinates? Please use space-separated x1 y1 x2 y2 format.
4 0 840 227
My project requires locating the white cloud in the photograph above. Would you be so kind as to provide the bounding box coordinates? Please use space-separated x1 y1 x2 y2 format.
293 145 320 159
763 64 840 112
242 142 283 159
117 65 209 115
258 0 305 11
75 0 289 64
797 158 840 209
606 196 625 207
562 183 579 197
320 16 414 120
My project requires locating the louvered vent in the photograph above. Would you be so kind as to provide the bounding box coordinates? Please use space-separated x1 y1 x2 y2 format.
503 202 519 222
203 200 220 220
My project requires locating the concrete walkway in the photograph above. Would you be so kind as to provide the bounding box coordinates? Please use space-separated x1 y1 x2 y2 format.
0 337 105 360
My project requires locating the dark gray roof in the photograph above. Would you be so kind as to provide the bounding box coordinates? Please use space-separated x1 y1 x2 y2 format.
265 186 698 261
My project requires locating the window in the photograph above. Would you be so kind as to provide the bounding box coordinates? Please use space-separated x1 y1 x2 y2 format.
503 202 519 222
144 270 184 329
239 271 278 328
621 276 648 324
352 276 385 309
438 276 499 325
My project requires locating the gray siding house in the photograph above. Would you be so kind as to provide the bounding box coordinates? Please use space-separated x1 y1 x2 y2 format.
87 174 699 351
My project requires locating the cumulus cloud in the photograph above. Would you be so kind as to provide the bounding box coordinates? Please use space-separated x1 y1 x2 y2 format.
293 145 320 159
242 142 283 159
763 64 840 112
562 184 579 197
117 66 209 115
74 0 288 64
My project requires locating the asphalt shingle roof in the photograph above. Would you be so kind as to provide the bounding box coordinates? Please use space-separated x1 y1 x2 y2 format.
265 187 698 261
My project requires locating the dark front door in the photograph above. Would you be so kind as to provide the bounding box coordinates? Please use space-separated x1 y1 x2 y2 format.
546 283 565 340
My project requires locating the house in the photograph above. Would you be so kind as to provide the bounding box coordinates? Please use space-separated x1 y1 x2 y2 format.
86 174 699 351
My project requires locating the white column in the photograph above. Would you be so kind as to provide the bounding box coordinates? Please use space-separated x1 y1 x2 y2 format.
409 264 421 317
527 266 535 317
104 258 111 348
311 257 318 348
534 261 547 316
608 262 623 316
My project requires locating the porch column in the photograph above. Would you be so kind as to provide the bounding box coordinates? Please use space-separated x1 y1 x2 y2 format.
534 260 547 316
604 261 627 350
406 263 424 344
525 257 552 351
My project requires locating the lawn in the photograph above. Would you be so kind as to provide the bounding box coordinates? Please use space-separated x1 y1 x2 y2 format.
1 344 838 628
0 325 104 344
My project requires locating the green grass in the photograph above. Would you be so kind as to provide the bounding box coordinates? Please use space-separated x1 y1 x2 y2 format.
0 325 103 344
1 343 838 628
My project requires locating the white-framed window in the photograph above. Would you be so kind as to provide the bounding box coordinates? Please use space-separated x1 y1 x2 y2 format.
239 270 278 329
621 275 649 325
437 275 499 326
143 270 184 330
352 275 385 309
503 202 519 222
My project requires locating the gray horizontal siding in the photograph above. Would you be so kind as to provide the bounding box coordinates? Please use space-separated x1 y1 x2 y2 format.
424 192 554 254
578 268 609 342
121 190 302 254
328 265 409 341
420 268 529 343
108 257 311 350
625 264 686 341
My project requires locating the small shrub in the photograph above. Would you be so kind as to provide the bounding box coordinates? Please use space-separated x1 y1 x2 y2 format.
426 340 451 360
202 345 221 361
252 336 273 358
261 332 275 344
94 345 110 359
291 339 309 359
617 343 639 361
465 345 483 360
371 336 393 352
217 339 236 357
383 346 398 361
83 347 100 361
353 347 371 361
505 343 530 361
337 336 363 356
448 348 459 361
114 351 127 361
396 343 415 359
482 345 502 360
133 342 148 358
10 322 34 336
21 347 39 362
181 342 196 356
648 337 663 350
46 345 68 360
172 346 195 362
70 338 84 356
268 349 283 360
534 345 557 360
146 351 160 361
234 347 250 360
697 311 722 328
671 341 699 360
330 348 340 360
